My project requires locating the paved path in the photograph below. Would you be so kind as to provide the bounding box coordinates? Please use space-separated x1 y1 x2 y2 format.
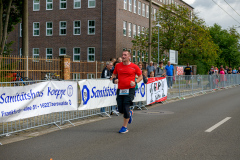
0 87 240 160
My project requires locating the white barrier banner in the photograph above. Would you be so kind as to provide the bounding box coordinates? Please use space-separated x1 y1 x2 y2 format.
146 77 168 105
78 79 146 110
0 81 77 122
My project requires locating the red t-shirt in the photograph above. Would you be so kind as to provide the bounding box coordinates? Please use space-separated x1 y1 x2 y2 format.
113 62 142 89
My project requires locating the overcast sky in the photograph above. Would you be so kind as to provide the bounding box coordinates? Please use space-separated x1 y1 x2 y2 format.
183 0 240 32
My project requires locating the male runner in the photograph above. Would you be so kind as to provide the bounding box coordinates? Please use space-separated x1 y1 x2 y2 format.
111 51 143 133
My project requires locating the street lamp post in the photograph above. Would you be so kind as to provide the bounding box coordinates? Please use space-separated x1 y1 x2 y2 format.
156 23 161 64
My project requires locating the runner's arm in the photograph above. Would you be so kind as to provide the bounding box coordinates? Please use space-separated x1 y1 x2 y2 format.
110 73 116 80
136 74 143 83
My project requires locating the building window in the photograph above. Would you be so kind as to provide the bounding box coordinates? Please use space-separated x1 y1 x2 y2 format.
142 3 145 17
138 2 141 15
87 73 95 79
20 23 22 37
133 24 136 37
46 0 53 10
33 48 39 62
19 48 22 57
137 51 140 62
74 0 81 9
73 47 80 62
154 9 157 21
123 21 127 36
142 52 144 61
133 0 136 13
129 0 132 12
59 48 66 55
46 22 53 36
73 73 81 80
138 25 140 36
74 20 81 35
88 47 95 62
133 50 136 62
59 21 67 35
88 0 96 8
128 49 131 53
88 20 95 35
60 0 67 9
128 23 132 37
46 48 53 61
124 0 127 10
142 27 145 34
33 22 40 36
33 0 40 11
146 5 149 18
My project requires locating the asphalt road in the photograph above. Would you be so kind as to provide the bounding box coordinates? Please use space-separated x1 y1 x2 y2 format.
0 86 240 160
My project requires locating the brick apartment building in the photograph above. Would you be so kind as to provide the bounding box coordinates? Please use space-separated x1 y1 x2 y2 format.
8 0 193 63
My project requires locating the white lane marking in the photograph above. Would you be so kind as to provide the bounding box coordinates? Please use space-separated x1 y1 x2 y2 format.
205 117 231 133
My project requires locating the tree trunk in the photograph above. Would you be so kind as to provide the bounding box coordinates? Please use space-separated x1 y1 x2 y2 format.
0 0 3 50
0 0 13 55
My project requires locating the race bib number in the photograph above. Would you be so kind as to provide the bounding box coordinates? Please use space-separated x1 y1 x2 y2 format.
119 89 129 95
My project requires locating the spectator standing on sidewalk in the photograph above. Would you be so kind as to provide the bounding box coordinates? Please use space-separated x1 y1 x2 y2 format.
150 71 155 78
207 67 214 89
138 62 143 72
219 68 225 88
238 67 240 74
165 61 175 89
228 68 232 74
184 63 192 88
101 62 113 79
110 58 116 73
111 51 142 133
117 57 122 63
155 61 166 77
232 68 237 74
142 70 148 84
100 61 113 113
225 66 229 74
147 61 155 77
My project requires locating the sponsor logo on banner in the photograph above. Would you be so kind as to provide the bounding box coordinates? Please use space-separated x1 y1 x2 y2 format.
146 77 168 105
81 83 117 105
82 85 90 105
135 82 146 98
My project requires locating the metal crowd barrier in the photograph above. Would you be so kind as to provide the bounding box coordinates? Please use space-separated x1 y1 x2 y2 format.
1 74 240 137
166 74 240 99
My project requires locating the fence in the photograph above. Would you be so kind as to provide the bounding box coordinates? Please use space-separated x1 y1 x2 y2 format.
0 55 107 82
0 74 239 137
167 74 240 99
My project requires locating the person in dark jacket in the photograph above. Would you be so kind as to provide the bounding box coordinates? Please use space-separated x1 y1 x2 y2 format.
101 61 113 79
100 61 113 113
142 70 148 84
155 61 166 77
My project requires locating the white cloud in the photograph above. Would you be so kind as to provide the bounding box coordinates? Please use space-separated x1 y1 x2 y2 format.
182 0 195 5
190 0 240 32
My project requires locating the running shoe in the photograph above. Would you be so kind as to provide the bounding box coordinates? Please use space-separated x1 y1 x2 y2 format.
128 110 133 124
119 126 128 133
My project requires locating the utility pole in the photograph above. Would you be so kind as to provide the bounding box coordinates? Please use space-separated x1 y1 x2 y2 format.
22 0 28 77
148 0 152 64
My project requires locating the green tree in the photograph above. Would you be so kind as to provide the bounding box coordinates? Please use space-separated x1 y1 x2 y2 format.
0 0 23 55
132 4 219 74
209 24 240 68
